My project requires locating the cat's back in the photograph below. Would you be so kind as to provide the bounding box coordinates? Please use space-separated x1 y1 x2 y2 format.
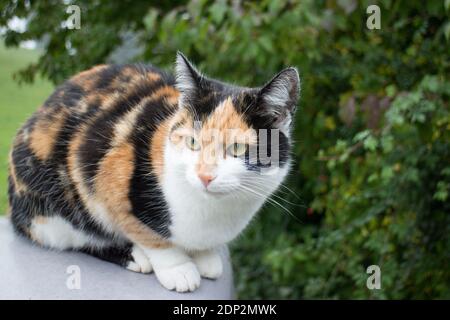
11 63 178 162
41 63 176 118
8 63 179 237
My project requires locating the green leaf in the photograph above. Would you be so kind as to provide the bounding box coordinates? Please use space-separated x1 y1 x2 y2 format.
386 84 397 98
353 130 371 143
381 166 394 181
433 181 449 201
363 136 378 151
209 0 227 24
381 135 394 153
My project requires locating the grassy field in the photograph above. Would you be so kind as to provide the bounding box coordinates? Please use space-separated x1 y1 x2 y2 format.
0 43 53 214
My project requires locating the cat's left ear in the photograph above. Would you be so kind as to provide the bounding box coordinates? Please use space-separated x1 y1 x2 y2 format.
175 52 203 106
258 67 300 130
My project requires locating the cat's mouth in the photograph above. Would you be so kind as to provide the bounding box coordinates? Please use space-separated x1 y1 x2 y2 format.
202 185 240 197
204 189 230 196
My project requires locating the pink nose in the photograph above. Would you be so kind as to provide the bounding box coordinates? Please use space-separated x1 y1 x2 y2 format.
198 173 215 187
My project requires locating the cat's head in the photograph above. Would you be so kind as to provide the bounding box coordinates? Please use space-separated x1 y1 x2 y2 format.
165 52 300 197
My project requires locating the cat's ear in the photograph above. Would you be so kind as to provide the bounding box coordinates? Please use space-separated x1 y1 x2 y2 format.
175 52 203 103
259 67 300 115
257 67 300 132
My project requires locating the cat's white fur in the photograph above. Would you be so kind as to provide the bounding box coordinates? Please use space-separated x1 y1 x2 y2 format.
127 245 152 273
30 216 110 250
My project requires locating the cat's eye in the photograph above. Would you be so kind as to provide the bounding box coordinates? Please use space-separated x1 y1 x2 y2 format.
227 143 248 157
185 136 200 151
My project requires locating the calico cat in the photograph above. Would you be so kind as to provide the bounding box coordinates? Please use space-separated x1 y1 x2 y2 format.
7 52 300 292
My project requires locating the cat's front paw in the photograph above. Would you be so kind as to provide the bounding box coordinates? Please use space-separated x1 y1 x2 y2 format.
154 261 201 292
192 250 223 279
126 245 152 274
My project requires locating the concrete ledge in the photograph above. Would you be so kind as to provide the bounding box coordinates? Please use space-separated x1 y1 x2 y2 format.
0 218 234 300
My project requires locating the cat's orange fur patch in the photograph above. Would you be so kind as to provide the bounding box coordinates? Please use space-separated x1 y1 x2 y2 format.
29 110 67 161
197 98 256 173
111 105 144 147
78 94 107 113
151 118 172 181
151 85 180 106
72 64 108 81
202 97 251 137
144 72 162 83
67 125 92 207
96 144 134 215
71 64 108 90
126 70 161 89
98 91 125 110
111 66 141 90
96 144 170 248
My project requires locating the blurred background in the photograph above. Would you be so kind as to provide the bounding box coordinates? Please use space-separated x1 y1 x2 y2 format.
0 0 449 299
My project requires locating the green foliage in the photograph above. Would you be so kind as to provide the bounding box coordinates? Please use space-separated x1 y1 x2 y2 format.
1 0 449 298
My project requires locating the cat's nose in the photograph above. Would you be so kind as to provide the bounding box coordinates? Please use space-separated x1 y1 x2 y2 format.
198 173 216 187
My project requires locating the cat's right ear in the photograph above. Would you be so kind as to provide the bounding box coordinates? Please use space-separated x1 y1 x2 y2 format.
175 52 203 104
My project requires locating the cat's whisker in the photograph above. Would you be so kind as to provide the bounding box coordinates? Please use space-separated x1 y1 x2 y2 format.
241 182 302 208
239 175 302 200
238 184 302 223
238 184 282 207
240 180 301 207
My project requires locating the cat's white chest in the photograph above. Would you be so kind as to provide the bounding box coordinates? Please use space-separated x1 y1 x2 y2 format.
164 185 262 251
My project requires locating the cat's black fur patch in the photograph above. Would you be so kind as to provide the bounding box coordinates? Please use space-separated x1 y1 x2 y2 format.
128 97 176 238
78 242 134 267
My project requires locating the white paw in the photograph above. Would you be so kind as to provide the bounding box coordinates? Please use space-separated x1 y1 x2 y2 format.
154 261 201 292
193 250 223 279
126 245 152 274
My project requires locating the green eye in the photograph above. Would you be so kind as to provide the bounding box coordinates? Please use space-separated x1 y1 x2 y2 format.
185 136 200 151
228 143 248 157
